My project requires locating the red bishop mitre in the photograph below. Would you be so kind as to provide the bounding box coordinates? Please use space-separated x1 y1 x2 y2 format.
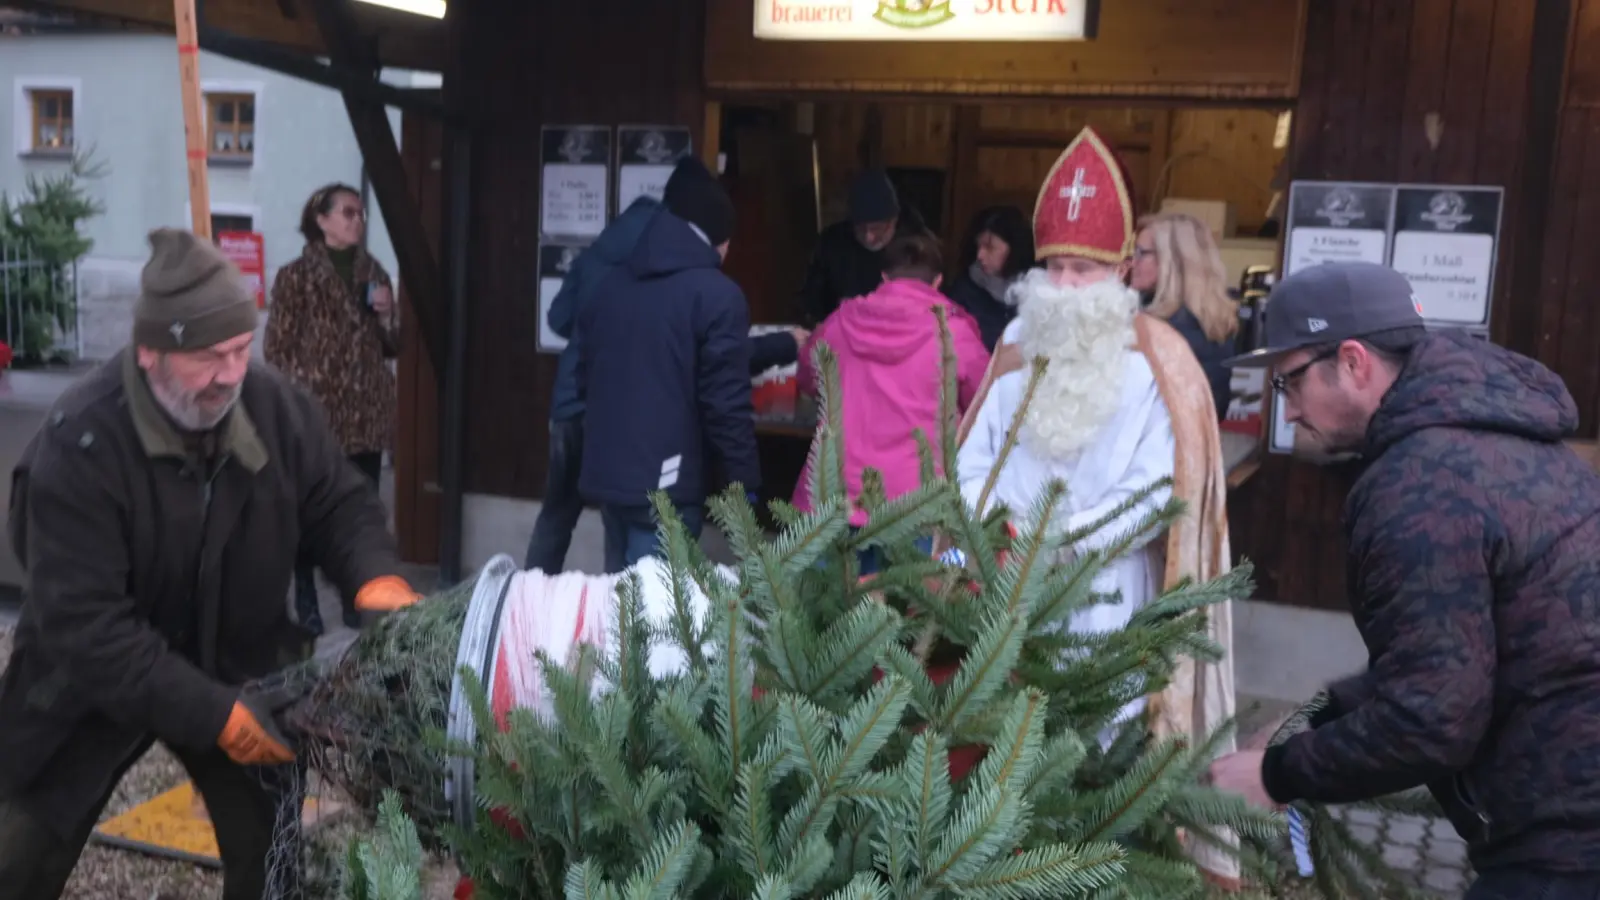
1032 125 1137 265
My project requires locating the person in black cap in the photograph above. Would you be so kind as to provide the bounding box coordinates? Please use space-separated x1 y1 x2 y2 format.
575 156 763 572
795 168 928 326
1208 261 1600 895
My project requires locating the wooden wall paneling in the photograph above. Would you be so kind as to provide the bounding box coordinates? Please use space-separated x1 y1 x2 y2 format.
1318 0 1375 179
1286 0 1335 177
455 0 708 499
1499 0 1571 357
394 110 445 564
813 103 868 221
1279 1 1378 610
1397 0 1456 182
1436 0 1498 181
1219 0 1337 608
1145 110 1173 217
1232 0 1558 611
1355 2 1416 178
880 103 953 170
1162 110 1286 235
1564 0 1600 103
946 105 982 264
1535 48 1589 386
862 103 886 169
1556 111 1600 436
1480 0 1541 348
1546 0 1600 432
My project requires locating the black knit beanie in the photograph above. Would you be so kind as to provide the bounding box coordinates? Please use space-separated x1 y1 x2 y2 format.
663 156 735 247
848 170 900 225
132 228 258 352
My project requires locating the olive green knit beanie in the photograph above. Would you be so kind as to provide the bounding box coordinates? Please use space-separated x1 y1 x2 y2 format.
132 228 259 352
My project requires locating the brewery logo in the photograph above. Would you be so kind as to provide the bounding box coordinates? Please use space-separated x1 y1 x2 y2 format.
874 0 955 29
1315 186 1365 227
558 130 594 164
1420 190 1472 232
634 130 675 164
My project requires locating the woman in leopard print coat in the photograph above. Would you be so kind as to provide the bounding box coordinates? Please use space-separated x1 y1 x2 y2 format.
264 182 399 633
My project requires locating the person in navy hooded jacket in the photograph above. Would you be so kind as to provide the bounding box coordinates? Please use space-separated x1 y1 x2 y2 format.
528 168 803 574
576 156 760 573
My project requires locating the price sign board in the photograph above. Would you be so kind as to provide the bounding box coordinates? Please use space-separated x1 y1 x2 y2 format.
1270 180 1504 455
540 125 612 240
1390 185 1503 328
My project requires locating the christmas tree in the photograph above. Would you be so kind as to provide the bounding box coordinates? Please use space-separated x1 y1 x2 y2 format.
445 322 1275 897
302 315 1283 898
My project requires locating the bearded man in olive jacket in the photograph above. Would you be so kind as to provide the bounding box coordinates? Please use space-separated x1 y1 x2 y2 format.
0 229 420 900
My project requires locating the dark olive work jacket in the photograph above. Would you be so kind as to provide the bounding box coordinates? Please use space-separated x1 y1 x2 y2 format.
0 349 399 836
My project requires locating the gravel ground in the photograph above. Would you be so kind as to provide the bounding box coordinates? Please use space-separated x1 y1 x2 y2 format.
0 624 460 900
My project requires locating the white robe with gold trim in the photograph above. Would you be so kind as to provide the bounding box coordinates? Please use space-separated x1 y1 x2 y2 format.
955 324 1176 729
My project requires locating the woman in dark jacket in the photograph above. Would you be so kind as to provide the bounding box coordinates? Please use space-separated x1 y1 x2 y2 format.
943 206 1034 352
1130 212 1239 419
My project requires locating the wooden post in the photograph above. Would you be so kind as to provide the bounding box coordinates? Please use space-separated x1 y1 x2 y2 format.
174 0 211 238
175 0 212 823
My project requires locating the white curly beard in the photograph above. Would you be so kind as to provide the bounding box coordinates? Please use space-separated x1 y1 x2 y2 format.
1008 268 1139 461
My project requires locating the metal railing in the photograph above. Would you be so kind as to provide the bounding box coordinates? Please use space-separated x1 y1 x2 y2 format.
0 241 81 363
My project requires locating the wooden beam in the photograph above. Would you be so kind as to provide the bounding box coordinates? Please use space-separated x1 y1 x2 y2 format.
308 0 446 371
15 0 445 73
174 0 210 237
198 26 447 117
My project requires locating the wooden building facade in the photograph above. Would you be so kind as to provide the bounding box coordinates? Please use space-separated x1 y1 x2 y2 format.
14 0 1594 606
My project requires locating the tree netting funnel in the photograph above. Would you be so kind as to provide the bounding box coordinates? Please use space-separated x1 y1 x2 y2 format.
260 551 722 856
443 552 520 834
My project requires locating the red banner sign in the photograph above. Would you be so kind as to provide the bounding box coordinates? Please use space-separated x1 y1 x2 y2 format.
217 231 266 308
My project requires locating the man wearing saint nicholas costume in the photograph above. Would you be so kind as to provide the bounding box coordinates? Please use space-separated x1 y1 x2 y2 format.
954 126 1242 890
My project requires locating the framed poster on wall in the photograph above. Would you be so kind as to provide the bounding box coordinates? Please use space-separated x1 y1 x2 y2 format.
1272 181 1396 454
616 125 693 211
1389 184 1503 329
537 242 589 354
1269 179 1506 454
539 125 612 240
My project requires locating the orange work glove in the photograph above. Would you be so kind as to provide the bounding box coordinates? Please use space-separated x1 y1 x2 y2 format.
354 575 422 612
218 699 295 766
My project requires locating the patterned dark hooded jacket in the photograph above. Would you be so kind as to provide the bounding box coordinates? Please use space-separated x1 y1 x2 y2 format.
1262 330 1600 873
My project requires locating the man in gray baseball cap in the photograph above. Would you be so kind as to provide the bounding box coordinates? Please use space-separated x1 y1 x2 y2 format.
1209 260 1600 894
1221 261 1427 454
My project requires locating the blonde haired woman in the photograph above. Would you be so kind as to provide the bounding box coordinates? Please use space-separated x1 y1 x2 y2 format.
1130 212 1239 418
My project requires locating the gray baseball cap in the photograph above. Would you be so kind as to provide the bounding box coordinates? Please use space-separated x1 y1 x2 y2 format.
1223 261 1425 368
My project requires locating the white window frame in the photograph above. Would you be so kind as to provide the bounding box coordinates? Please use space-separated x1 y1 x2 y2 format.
200 80 264 166
183 200 262 235
208 201 261 234
13 77 82 157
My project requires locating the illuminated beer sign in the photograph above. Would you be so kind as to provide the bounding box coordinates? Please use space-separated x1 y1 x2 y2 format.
755 0 1097 41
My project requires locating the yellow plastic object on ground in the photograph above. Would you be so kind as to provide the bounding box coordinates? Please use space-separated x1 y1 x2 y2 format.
91 779 342 868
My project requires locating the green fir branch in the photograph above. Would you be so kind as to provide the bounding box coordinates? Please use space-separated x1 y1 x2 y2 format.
936 606 1028 734
617 819 702 900
953 841 1128 900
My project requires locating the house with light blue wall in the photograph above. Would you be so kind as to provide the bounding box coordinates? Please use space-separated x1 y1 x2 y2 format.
0 19 435 361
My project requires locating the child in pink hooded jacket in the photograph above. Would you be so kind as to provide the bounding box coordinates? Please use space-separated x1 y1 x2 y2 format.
793 231 990 549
